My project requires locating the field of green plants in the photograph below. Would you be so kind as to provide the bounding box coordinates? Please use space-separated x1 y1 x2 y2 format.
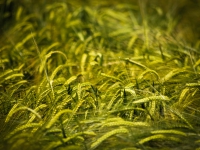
1 0 200 149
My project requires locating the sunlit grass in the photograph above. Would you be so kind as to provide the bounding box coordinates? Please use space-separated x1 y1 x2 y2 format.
0 0 200 149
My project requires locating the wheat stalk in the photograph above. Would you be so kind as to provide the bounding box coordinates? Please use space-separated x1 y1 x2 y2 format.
91 127 129 149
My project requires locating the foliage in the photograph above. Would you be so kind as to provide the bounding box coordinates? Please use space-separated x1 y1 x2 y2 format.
0 0 200 149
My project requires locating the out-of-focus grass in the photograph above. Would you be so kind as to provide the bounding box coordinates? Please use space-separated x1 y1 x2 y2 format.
1 0 200 43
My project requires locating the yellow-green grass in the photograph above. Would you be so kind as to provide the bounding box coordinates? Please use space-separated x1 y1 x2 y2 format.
0 0 200 149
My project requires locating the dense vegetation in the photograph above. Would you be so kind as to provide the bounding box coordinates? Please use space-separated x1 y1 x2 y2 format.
1 0 200 149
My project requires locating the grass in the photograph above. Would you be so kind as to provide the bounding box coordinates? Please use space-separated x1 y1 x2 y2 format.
0 0 200 149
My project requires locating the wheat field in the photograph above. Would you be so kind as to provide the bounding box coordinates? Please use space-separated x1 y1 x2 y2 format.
0 0 200 149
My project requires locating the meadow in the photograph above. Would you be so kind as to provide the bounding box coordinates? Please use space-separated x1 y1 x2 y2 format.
0 0 200 149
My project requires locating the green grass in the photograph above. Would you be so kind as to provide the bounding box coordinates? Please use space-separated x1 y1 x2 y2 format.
1 0 200 149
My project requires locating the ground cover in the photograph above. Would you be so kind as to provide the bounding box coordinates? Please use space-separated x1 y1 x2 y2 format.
0 0 200 149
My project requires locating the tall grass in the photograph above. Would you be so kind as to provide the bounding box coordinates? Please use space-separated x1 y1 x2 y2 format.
0 0 200 149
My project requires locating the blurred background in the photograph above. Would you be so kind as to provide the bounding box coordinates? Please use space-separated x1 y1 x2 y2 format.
1 0 200 44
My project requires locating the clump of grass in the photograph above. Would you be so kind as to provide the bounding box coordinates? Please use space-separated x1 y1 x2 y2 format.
0 0 200 149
